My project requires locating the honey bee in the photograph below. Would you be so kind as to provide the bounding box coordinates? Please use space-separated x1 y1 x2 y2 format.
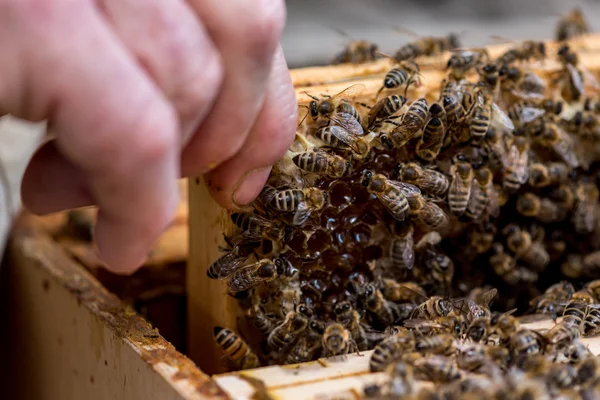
259 186 328 226
376 60 422 98
248 299 277 336
369 329 416 372
409 195 450 231
495 40 546 68
398 163 449 197
466 84 515 141
499 65 546 101
412 295 454 320
530 281 575 320
527 162 570 188
213 326 260 370
362 282 403 327
415 333 457 356
516 192 566 223
363 95 407 129
228 258 296 293
380 98 428 149
465 317 491 343
322 323 357 357
506 100 547 127
466 166 500 220
304 84 364 125
207 241 259 279
509 329 543 359
503 131 530 193
564 110 600 140
385 361 415 398
456 343 489 372
492 310 520 343
314 124 373 159
381 279 427 304
414 356 462 383
556 7 589 42
448 154 474 215
555 44 596 103
561 300 588 331
544 321 581 353
388 222 415 272
447 49 489 80
467 222 497 255
477 62 500 90
361 170 421 222
332 40 379 65
573 180 600 234
292 150 352 178
537 118 581 169
231 212 292 243
286 319 324 364
586 280 600 302
416 234 454 291
334 301 368 351
394 32 461 61
266 311 309 353
416 103 447 161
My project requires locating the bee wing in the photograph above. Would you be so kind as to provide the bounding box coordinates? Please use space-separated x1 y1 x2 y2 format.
486 182 501 218
292 202 312 226
480 288 498 306
331 83 366 101
329 112 365 136
326 125 361 152
403 319 445 330
467 180 484 217
567 63 585 95
390 181 422 197
519 107 546 125
510 89 545 101
376 191 408 221
228 263 263 293
491 103 515 130
552 126 581 168
214 251 251 280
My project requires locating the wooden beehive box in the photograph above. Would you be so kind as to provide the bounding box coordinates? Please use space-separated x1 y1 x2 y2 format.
3 34 600 400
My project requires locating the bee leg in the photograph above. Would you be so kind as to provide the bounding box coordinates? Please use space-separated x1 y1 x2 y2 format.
375 86 385 101
358 102 372 110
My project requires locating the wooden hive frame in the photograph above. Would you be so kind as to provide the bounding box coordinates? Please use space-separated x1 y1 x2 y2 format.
3 34 600 400
187 33 600 375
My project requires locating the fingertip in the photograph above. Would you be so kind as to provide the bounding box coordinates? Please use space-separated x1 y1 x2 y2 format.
232 166 272 207
93 187 179 275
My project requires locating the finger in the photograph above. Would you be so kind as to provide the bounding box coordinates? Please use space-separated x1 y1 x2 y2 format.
181 0 286 176
99 0 223 142
21 140 94 213
16 2 179 273
204 48 297 209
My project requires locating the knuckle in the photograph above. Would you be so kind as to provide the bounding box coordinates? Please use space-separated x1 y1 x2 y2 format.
176 52 224 119
241 0 285 56
132 106 178 165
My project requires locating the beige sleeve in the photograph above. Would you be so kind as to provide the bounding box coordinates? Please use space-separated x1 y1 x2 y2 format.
0 116 45 256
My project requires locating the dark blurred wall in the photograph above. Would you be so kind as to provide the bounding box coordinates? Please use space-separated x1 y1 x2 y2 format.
282 0 600 67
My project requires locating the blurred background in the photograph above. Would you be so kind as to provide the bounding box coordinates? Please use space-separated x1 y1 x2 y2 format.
283 0 600 67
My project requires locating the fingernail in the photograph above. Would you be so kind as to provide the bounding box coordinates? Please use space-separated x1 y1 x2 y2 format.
233 167 272 206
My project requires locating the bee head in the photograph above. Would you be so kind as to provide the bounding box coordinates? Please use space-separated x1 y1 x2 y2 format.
309 100 319 119
334 301 352 315
361 170 373 187
380 134 393 150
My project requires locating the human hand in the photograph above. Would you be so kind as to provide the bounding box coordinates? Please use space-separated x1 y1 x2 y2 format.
15 0 297 274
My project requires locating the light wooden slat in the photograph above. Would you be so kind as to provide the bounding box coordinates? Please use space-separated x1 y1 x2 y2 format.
213 319 600 400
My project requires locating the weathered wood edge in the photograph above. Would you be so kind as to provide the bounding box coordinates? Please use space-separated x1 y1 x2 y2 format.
3 213 225 400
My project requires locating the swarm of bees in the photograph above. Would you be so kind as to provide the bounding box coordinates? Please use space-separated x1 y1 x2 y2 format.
210 8 600 396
